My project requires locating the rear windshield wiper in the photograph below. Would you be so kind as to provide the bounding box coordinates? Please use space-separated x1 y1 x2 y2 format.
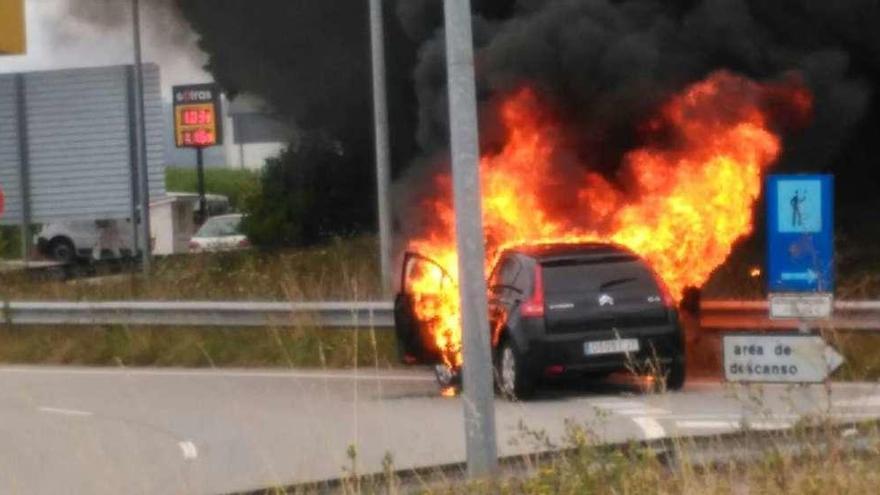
599 277 637 290
542 255 638 267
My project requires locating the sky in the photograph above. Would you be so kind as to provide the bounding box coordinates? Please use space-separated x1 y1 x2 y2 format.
0 0 210 99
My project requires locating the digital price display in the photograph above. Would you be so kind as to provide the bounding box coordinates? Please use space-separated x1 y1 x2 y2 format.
173 84 223 148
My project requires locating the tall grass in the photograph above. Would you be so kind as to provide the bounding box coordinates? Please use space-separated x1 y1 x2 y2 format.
0 236 382 301
274 397 880 494
0 237 392 368
0 325 398 368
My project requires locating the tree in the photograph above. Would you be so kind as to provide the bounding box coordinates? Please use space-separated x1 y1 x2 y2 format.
243 134 376 248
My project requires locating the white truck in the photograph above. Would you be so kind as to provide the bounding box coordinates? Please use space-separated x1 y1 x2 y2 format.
34 193 232 263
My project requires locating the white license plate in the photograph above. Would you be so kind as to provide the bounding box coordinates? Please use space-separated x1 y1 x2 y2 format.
584 338 640 356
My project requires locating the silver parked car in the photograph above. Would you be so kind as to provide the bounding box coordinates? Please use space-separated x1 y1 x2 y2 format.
188 214 249 253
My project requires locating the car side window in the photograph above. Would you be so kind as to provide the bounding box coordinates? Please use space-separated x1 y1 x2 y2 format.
490 256 522 294
512 259 533 294
500 257 522 287
403 255 449 295
488 256 506 289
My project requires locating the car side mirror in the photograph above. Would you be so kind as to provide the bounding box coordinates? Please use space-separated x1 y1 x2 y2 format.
679 286 701 315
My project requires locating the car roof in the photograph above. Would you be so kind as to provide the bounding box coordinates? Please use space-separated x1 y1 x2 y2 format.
504 241 635 262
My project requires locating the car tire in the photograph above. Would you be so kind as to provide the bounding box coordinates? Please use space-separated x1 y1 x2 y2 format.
495 338 536 400
48 238 77 264
663 354 686 392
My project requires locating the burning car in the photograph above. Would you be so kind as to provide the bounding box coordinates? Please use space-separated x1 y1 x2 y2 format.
394 242 686 399
393 71 812 399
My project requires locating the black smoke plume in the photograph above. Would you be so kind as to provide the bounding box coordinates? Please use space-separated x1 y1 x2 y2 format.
65 1 880 256
396 0 880 260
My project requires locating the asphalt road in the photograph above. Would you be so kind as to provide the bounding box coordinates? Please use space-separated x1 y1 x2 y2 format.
1 366 879 494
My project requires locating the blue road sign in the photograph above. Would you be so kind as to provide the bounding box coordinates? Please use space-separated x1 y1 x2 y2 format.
767 175 834 293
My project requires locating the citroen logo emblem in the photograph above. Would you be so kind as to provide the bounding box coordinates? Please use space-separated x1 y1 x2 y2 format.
598 294 615 306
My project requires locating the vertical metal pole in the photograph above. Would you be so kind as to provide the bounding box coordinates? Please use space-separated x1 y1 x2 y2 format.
14 75 32 264
443 0 498 478
232 115 246 169
125 66 140 259
132 0 152 274
196 148 207 224
368 0 393 295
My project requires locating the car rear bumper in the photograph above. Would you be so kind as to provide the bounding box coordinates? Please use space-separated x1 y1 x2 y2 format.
522 324 684 374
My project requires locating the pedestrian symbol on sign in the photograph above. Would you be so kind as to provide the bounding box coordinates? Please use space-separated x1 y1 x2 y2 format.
790 190 806 228
776 179 821 233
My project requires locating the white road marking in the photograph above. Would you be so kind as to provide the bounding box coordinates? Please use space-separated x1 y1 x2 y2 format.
841 427 858 438
614 407 670 416
676 420 740 430
632 416 666 440
37 406 93 417
748 420 793 430
834 395 880 408
178 440 198 460
837 412 880 420
675 419 794 431
591 400 648 409
0 366 434 382
590 400 669 417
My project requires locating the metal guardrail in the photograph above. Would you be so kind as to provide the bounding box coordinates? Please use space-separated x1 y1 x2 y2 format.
0 301 394 328
0 299 878 330
700 300 880 331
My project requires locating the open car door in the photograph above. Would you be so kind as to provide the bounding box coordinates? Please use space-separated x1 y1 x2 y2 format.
394 252 452 365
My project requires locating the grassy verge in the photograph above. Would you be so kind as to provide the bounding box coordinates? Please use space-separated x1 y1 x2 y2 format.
0 325 398 369
0 237 389 367
0 236 382 301
165 165 260 211
272 419 880 494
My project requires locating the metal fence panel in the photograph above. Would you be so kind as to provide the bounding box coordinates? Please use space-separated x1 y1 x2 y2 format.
0 64 165 224
0 75 21 220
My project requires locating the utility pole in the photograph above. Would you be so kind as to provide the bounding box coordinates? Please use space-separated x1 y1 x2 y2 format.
196 147 207 224
368 0 393 295
131 0 152 275
443 0 498 478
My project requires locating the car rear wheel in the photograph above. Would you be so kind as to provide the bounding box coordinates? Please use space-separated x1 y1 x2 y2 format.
49 238 76 264
496 339 536 400
662 355 686 392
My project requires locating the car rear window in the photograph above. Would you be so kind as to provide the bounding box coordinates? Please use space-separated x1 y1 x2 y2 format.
195 216 243 237
541 256 660 295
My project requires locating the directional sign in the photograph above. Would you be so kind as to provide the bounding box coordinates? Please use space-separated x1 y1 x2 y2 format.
723 334 843 383
766 175 834 293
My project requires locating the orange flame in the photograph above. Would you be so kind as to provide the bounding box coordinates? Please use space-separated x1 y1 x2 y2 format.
406 70 811 368
440 386 457 398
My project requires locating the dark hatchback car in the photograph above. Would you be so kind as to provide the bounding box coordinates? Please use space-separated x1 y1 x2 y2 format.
394 242 686 399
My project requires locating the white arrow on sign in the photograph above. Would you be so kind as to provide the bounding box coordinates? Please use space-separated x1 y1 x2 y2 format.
780 269 818 283
723 334 844 383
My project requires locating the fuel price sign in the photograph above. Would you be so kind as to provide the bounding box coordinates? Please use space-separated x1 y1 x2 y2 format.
173 84 223 148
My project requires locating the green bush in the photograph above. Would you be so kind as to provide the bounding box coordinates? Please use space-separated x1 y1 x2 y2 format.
0 226 22 259
242 139 376 248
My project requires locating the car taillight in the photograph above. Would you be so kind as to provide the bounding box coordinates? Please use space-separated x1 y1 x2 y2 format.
654 272 675 307
238 238 250 248
188 240 199 251
520 264 545 318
